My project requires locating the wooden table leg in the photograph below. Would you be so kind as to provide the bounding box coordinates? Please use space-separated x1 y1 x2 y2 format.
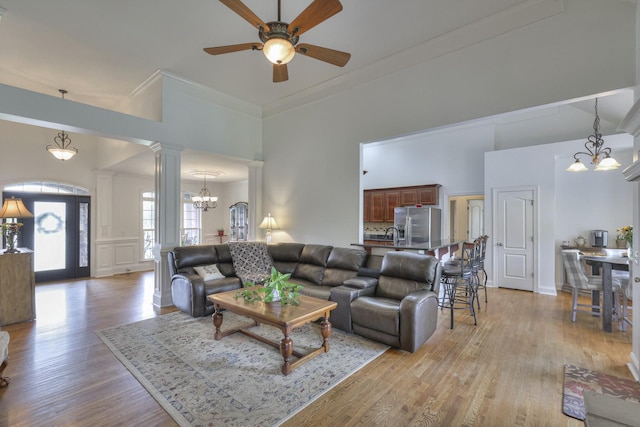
320 315 332 352
280 328 293 376
213 305 224 340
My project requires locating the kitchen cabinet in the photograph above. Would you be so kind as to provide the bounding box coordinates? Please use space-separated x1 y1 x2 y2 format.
385 191 400 223
370 191 386 222
363 191 371 222
364 184 441 223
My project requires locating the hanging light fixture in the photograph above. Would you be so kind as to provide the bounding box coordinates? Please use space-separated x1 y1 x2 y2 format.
191 171 220 211
46 89 78 161
566 98 621 172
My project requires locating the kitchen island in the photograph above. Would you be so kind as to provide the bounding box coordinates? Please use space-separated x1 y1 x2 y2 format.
354 239 462 256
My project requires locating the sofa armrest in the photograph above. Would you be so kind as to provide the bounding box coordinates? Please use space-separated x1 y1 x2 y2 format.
330 284 376 333
171 273 207 317
399 290 439 352
343 276 378 290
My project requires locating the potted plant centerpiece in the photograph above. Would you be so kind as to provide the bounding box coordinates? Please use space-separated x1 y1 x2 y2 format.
235 267 304 305
616 225 632 248
617 225 633 255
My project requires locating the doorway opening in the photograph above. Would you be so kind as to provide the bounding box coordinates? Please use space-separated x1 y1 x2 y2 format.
3 184 90 282
448 194 484 242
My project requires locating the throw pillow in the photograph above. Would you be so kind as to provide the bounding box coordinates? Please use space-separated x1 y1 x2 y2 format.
194 264 225 281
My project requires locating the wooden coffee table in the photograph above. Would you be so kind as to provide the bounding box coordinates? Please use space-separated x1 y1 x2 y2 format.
207 290 338 375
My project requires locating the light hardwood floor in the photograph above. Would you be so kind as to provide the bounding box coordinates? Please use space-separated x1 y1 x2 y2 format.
0 271 634 426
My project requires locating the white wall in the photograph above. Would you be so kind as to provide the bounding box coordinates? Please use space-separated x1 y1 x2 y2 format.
262 0 637 248
485 134 633 294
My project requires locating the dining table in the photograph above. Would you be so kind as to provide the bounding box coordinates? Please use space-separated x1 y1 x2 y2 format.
581 254 629 333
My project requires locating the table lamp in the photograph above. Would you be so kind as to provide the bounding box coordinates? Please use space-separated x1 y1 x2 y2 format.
0 197 34 253
258 213 278 244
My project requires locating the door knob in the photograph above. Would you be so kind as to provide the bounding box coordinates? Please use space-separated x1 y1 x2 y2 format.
497 242 503 247
635 277 640 283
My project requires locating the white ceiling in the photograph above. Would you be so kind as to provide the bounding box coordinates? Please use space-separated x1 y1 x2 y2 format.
0 0 634 181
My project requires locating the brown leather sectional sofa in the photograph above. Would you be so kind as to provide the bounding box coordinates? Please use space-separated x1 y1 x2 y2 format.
168 242 441 352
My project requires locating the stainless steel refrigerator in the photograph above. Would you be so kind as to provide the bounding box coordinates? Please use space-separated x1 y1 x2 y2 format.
394 207 442 245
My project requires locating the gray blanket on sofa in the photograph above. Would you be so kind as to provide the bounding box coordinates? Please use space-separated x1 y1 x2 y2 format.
228 241 273 284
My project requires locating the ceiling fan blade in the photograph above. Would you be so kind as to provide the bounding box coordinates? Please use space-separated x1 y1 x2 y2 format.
204 42 262 55
273 64 289 83
295 43 350 67
289 0 343 37
219 0 270 31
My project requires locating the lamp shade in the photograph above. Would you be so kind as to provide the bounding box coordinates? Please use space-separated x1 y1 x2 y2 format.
259 213 278 230
566 160 588 172
595 156 622 171
0 197 34 219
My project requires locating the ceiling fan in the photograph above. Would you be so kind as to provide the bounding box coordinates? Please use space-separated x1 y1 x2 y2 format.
204 0 351 83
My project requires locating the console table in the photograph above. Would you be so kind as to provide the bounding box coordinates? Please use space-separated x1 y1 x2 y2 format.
0 249 35 326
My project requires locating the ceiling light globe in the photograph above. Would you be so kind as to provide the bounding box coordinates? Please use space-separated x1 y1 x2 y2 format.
263 38 295 65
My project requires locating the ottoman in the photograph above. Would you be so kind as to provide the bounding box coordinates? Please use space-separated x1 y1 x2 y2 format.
0 331 9 387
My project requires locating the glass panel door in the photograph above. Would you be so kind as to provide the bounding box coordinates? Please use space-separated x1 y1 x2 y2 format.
3 192 90 282
34 201 67 272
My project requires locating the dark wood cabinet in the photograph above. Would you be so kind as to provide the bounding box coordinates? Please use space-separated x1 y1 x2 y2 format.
363 184 441 223
385 191 400 223
370 191 386 222
417 186 438 205
363 191 371 222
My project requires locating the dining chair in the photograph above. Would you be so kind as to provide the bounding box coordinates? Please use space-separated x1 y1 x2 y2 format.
561 250 621 323
614 270 633 328
476 235 489 304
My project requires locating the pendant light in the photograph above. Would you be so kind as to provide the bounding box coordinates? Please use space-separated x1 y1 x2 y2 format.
46 89 78 161
191 171 221 211
566 98 621 172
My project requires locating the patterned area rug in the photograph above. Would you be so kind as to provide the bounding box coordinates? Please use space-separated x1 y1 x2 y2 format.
563 364 640 420
97 310 389 426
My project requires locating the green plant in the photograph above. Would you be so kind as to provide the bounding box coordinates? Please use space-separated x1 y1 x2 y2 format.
234 267 304 305
617 225 633 246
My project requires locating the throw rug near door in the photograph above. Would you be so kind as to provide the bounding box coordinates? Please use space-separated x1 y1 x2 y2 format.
97 311 389 426
562 364 640 420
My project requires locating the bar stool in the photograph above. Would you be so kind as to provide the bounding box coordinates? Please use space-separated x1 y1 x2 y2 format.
476 235 489 305
440 242 478 329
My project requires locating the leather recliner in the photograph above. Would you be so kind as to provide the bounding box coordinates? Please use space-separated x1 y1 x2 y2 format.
349 251 441 352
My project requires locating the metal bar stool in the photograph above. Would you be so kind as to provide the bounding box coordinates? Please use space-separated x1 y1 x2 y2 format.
441 243 478 328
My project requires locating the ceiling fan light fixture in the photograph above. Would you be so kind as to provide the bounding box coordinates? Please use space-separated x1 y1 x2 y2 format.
263 37 295 64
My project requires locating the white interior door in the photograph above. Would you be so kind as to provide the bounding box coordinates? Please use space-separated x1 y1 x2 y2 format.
496 189 535 291
468 199 484 240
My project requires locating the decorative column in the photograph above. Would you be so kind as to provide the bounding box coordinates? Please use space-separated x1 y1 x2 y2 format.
150 143 182 308
246 161 263 241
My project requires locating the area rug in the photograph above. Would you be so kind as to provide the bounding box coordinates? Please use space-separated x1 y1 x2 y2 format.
97 311 389 426
562 364 640 420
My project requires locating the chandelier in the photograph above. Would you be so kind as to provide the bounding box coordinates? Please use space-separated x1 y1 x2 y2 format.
46 89 78 161
191 171 220 211
566 98 621 172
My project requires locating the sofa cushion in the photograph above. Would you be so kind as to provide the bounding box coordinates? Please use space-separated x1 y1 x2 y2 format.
214 244 236 277
172 245 218 272
322 247 368 286
293 245 332 285
268 243 304 274
299 284 332 300
326 247 368 271
194 264 225 281
376 252 439 300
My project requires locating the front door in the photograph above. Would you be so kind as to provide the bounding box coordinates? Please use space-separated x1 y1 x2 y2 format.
4 192 90 282
495 188 535 291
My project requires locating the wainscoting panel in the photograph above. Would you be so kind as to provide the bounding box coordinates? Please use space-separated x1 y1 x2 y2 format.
95 237 153 277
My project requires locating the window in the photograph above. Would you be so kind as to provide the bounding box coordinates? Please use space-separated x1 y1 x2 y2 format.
142 192 155 260
182 193 201 246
